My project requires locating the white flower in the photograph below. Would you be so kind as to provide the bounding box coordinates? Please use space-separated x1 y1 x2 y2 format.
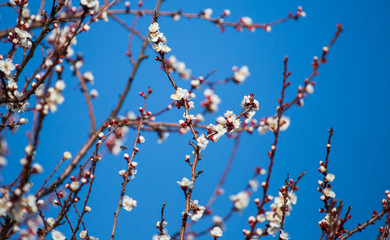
196 134 209 150
233 65 250 83
84 206 91 212
325 173 335 182
84 71 94 83
156 220 168 228
280 230 289 240
170 88 189 101
46 217 55 226
267 223 279 237
210 226 223 237
149 22 160 32
203 8 213 19
0 58 15 76
212 215 223 225
230 191 249 210
153 234 171 240
32 163 43 173
190 205 205 221
51 230 66 240
0 156 7 166
89 89 99 98
161 45 172 53
80 0 99 10
241 16 253 26
177 177 193 188
323 188 336 198
63 151 72 160
138 135 145 143
14 28 32 48
101 11 109 21
305 83 314 94
119 170 126 176
249 179 259 192
266 116 290 132
207 123 227 142
70 181 79 191
55 80 66 91
80 230 88 239
256 214 265 223
122 195 137 211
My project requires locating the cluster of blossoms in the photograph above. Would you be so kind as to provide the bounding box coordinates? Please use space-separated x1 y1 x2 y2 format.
153 221 171 240
264 189 297 237
80 0 100 11
0 57 30 112
0 57 15 77
196 134 209 150
105 126 129 155
170 88 197 131
79 229 99 240
207 111 241 142
230 191 250 211
119 153 139 180
122 195 137 211
170 87 189 102
166 56 192 79
296 80 316 107
201 89 221 113
239 16 259 32
184 200 206 221
232 65 250 83
35 80 66 114
47 26 78 59
12 27 32 49
0 189 37 223
51 230 66 240
205 94 260 143
148 22 171 53
318 160 336 200
257 116 290 135
241 94 260 123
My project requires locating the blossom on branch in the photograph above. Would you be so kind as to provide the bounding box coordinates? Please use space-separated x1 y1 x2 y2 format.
170 87 189 101
122 196 137 211
148 22 171 53
210 226 223 237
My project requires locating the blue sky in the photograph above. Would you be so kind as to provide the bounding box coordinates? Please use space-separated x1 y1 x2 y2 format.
1 0 389 239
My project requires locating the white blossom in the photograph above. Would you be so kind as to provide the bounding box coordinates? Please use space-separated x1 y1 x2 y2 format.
323 188 336 198
80 0 99 11
202 8 213 19
70 181 79 191
177 177 193 188
0 58 15 76
210 226 223 237
80 230 88 239
63 151 72 160
325 173 335 182
170 88 189 101
122 196 137 211
230 191 249 210
241 16 253 26
196 134 209 150
51 230 65 240
233 65 250 83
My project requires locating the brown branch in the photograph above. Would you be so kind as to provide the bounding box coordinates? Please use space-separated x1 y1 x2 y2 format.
340 208 389 240
206 134 240 209
73 67 96 135
110 87 151 240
